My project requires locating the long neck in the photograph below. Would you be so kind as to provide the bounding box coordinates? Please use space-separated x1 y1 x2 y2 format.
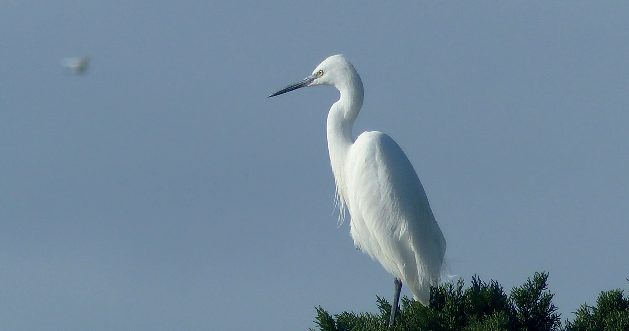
327 76 364 203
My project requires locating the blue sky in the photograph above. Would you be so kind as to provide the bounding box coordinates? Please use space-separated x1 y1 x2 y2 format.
1 1 628 330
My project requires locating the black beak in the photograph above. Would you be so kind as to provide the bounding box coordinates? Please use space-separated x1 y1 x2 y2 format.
268 75 316 98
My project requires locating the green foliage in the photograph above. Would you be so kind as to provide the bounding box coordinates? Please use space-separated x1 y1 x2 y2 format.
311 272 564 331
511 272 561 331
564 288 629 331
310 273 629 330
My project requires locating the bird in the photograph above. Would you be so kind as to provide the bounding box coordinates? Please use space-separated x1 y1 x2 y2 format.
268 54 446 327
62 55 90 75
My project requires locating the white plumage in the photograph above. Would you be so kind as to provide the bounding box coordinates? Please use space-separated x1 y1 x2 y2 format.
269 54 446 325
343 131 446 304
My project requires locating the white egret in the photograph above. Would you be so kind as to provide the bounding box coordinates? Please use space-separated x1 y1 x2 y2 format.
269 55 446 327
62 55 90 75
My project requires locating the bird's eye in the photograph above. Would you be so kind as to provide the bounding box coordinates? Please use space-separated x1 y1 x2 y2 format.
316 70 324 77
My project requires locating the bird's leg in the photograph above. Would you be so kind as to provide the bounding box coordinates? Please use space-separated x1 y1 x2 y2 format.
388 278 402 328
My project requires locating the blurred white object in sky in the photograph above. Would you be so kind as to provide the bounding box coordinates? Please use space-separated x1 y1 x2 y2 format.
62 55 90 75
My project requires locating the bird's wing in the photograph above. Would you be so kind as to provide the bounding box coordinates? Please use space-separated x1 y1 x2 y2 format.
344 131 446 302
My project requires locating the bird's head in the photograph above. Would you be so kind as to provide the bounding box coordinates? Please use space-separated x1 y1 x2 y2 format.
268 54 360 98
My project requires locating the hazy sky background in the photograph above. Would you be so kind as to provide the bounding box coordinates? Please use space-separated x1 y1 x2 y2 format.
1 1 628 330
